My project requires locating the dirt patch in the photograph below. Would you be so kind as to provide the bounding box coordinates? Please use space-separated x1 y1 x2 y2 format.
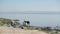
0 26 48 34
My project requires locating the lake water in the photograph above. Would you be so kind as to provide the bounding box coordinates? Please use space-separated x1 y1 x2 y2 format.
0 13 60 27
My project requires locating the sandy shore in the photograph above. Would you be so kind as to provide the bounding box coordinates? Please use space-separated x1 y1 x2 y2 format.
0 26 48 34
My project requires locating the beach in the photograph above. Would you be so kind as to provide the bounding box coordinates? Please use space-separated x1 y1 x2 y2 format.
0 26 48 34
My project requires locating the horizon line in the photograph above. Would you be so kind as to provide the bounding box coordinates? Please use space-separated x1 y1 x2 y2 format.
0 11 60 14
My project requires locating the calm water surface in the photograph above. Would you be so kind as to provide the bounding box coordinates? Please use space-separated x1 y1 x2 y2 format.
0 14 60 27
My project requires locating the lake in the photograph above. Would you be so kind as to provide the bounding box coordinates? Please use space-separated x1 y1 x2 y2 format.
0 13 60 27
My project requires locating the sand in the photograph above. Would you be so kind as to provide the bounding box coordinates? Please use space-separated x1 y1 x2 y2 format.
0 26 48 34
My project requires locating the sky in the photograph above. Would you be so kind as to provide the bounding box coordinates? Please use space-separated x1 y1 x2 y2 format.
0 0 60 27
0 0 60 12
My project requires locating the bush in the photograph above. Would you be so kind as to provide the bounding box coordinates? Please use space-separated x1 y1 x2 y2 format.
41 27 52 32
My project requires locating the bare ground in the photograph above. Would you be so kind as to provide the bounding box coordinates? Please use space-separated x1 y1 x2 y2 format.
0 26 48 34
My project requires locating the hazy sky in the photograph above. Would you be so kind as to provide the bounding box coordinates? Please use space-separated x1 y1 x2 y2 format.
0 0 60 27
0 0 60 12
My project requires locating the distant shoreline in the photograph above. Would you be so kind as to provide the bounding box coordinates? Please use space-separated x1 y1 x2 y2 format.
0 11 60 14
